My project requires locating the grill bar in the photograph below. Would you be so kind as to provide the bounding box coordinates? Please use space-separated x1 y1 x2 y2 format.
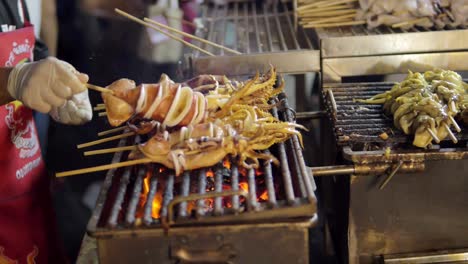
243 3 250 54
125 166 146 225
214 163 224 215
273 5 287 51
143 171 158 225
263 5 274 52
263 150 277 207
247 168 258 209
271 106 295 203
108 167 131 227
196 169 207 217
160 173 174 218
178 172 190 218
252 2 262 53
230 158 240 211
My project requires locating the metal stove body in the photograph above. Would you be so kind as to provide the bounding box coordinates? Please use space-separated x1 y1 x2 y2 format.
87 95 317 264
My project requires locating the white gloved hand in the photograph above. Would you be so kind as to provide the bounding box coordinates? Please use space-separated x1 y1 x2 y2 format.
7 57 93 125
49 89 93 125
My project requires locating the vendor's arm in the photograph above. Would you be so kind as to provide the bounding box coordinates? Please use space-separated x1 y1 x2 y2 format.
0 57 93 125
0 67 15 104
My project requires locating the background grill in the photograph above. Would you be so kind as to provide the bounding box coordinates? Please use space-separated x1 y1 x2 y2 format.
186 1 320 76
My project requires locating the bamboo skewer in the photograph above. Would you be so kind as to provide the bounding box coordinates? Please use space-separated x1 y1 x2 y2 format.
426 128 440 143
84 145 138 156
316 0 357 8
97 103 105 107
98 126 127 137
93 105 106 111
115 8 214 57
77 132 135 149
448 115 461 132
299 9 357 17
56 158 152 177
303 20 365 28
299 13 356 24
297 3 350 14
98 112 108 117
143 17 241 55
87 83 113 94
443 123 458 144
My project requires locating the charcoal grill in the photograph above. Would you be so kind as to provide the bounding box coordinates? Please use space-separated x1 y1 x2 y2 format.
316 79 468 263
86 93 317 264
185 1 320 76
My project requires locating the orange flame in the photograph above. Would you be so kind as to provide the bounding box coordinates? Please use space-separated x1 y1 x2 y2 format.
259 190 268 201
239 182 249 192
223 159 231 169
137 172 164 219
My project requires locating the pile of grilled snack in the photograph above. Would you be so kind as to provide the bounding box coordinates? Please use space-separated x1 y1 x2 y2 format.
358 69 468 148
97 66 305 176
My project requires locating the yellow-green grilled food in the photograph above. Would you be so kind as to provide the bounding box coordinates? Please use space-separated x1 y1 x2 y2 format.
357 69 468 148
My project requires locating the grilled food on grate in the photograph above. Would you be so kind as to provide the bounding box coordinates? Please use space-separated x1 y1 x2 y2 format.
57 67 306 177
101 67 278 128
357 69 468 148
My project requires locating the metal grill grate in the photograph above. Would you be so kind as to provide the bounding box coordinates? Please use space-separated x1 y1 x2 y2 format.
88 94 316 234
187 1 320 76
323 82 468 147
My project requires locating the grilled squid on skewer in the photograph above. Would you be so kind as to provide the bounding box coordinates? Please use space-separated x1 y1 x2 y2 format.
101 66 280 128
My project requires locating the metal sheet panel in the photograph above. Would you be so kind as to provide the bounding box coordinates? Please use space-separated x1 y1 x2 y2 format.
322 52 468 82
318 28 468 58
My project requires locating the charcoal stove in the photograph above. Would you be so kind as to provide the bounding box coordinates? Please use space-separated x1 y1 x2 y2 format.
315 79 468 264
86 94 317 264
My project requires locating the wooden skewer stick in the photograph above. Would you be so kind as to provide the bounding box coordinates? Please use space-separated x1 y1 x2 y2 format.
77 132 135 149
98 112 107 117
316 0 357 8
87 83 113 94
443 123 458 144
97 103 105 107
297 1 327 11
303 20 365 28
98 126 127 137
115 8 214 57
299 9 357 17
144 17 241 55
299 13 356 24
426 128 440 143
297 3 349 14
84 145 138 156
392 17 430 28
448 115 461 132
94 105 106 111
56 158 152 177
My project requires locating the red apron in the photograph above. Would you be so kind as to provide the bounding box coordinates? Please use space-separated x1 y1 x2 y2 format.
0 9 66 264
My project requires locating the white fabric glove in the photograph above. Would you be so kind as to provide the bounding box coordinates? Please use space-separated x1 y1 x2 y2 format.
7 57 93 125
